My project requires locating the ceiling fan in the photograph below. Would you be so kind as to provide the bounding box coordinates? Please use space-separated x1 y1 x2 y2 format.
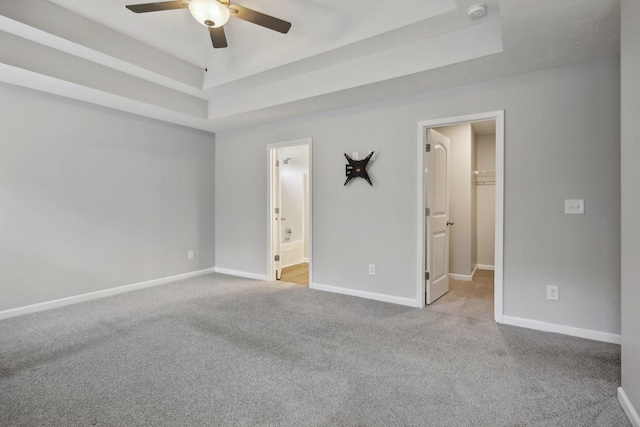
125 0 291 49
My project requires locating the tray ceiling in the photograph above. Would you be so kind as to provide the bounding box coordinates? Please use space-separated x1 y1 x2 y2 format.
0 0 620 133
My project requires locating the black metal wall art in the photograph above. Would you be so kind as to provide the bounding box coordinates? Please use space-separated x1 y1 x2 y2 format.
344 151 374 186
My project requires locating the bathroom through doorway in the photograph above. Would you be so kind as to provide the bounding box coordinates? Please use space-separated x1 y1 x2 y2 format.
268 138 312 286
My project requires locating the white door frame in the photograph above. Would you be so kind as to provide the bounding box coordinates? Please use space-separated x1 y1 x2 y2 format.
267 138 313 284
416 111 504 322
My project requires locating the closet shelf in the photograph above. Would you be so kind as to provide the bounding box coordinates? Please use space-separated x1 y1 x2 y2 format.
475 170 495 186
474 170 495 175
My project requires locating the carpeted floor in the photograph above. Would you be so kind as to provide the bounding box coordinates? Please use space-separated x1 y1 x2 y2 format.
0 273 629 426
430 269 495 321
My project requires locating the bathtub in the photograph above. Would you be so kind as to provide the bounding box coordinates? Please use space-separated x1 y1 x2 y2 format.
281 240 304 268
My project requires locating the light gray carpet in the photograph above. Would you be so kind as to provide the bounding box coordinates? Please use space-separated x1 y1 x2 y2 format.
429 269 495 321
0 274 629 426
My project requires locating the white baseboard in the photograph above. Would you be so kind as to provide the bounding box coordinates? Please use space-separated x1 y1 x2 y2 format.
213 267 268 281
619 387 640 427
449 273 473 281
303 257 309 263
450 266 478 282
477 264 495 271
501 315 621 344
0 267 217 321
310 282 422 307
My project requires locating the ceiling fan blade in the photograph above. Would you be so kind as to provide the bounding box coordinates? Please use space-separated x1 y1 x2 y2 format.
228 5 291 34
126 1 189 13
209 26 228 48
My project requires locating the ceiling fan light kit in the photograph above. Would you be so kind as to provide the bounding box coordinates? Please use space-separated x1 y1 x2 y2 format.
126 0 291 49
189 0 230 27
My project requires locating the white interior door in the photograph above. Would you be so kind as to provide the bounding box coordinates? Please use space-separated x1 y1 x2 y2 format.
271 149 282 280
426 129 450 304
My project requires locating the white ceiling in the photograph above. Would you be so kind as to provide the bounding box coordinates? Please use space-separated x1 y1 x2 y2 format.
0 0 620 133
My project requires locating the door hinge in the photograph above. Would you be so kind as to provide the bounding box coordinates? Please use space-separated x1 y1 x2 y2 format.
426 144 431 152
276 160 279 167
425 208 430 216
275 255 280 262
275 207 279 214
425 271 429 280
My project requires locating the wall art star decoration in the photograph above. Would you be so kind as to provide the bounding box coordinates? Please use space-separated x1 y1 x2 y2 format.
344 151 374 186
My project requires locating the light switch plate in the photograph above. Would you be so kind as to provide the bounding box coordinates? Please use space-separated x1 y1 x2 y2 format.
565 199 584 215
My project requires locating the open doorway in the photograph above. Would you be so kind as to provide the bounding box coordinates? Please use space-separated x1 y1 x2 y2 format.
268 138 312 286
417 111 504 322
430 122 495 319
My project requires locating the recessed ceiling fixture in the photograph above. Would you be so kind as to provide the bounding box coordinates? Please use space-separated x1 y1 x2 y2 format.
125 0 291 49
467 4 487 19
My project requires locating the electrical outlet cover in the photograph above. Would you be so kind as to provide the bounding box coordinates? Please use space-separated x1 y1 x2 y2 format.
565 199 584 215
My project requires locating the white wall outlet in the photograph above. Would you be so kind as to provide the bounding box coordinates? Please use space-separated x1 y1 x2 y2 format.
369 264 376 275
188 250 195 260
565 199 584 214
547 285 559 300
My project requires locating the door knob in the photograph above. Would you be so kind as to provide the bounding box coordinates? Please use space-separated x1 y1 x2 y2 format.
446 221 454 226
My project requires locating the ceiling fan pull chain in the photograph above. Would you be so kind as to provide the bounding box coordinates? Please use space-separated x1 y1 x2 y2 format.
204 36 208 72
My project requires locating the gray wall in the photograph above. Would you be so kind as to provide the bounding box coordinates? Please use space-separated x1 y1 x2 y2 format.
0 83 216 311
621 0 640 418
470 126 477 272
476 134 496 267
215 56 621 335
